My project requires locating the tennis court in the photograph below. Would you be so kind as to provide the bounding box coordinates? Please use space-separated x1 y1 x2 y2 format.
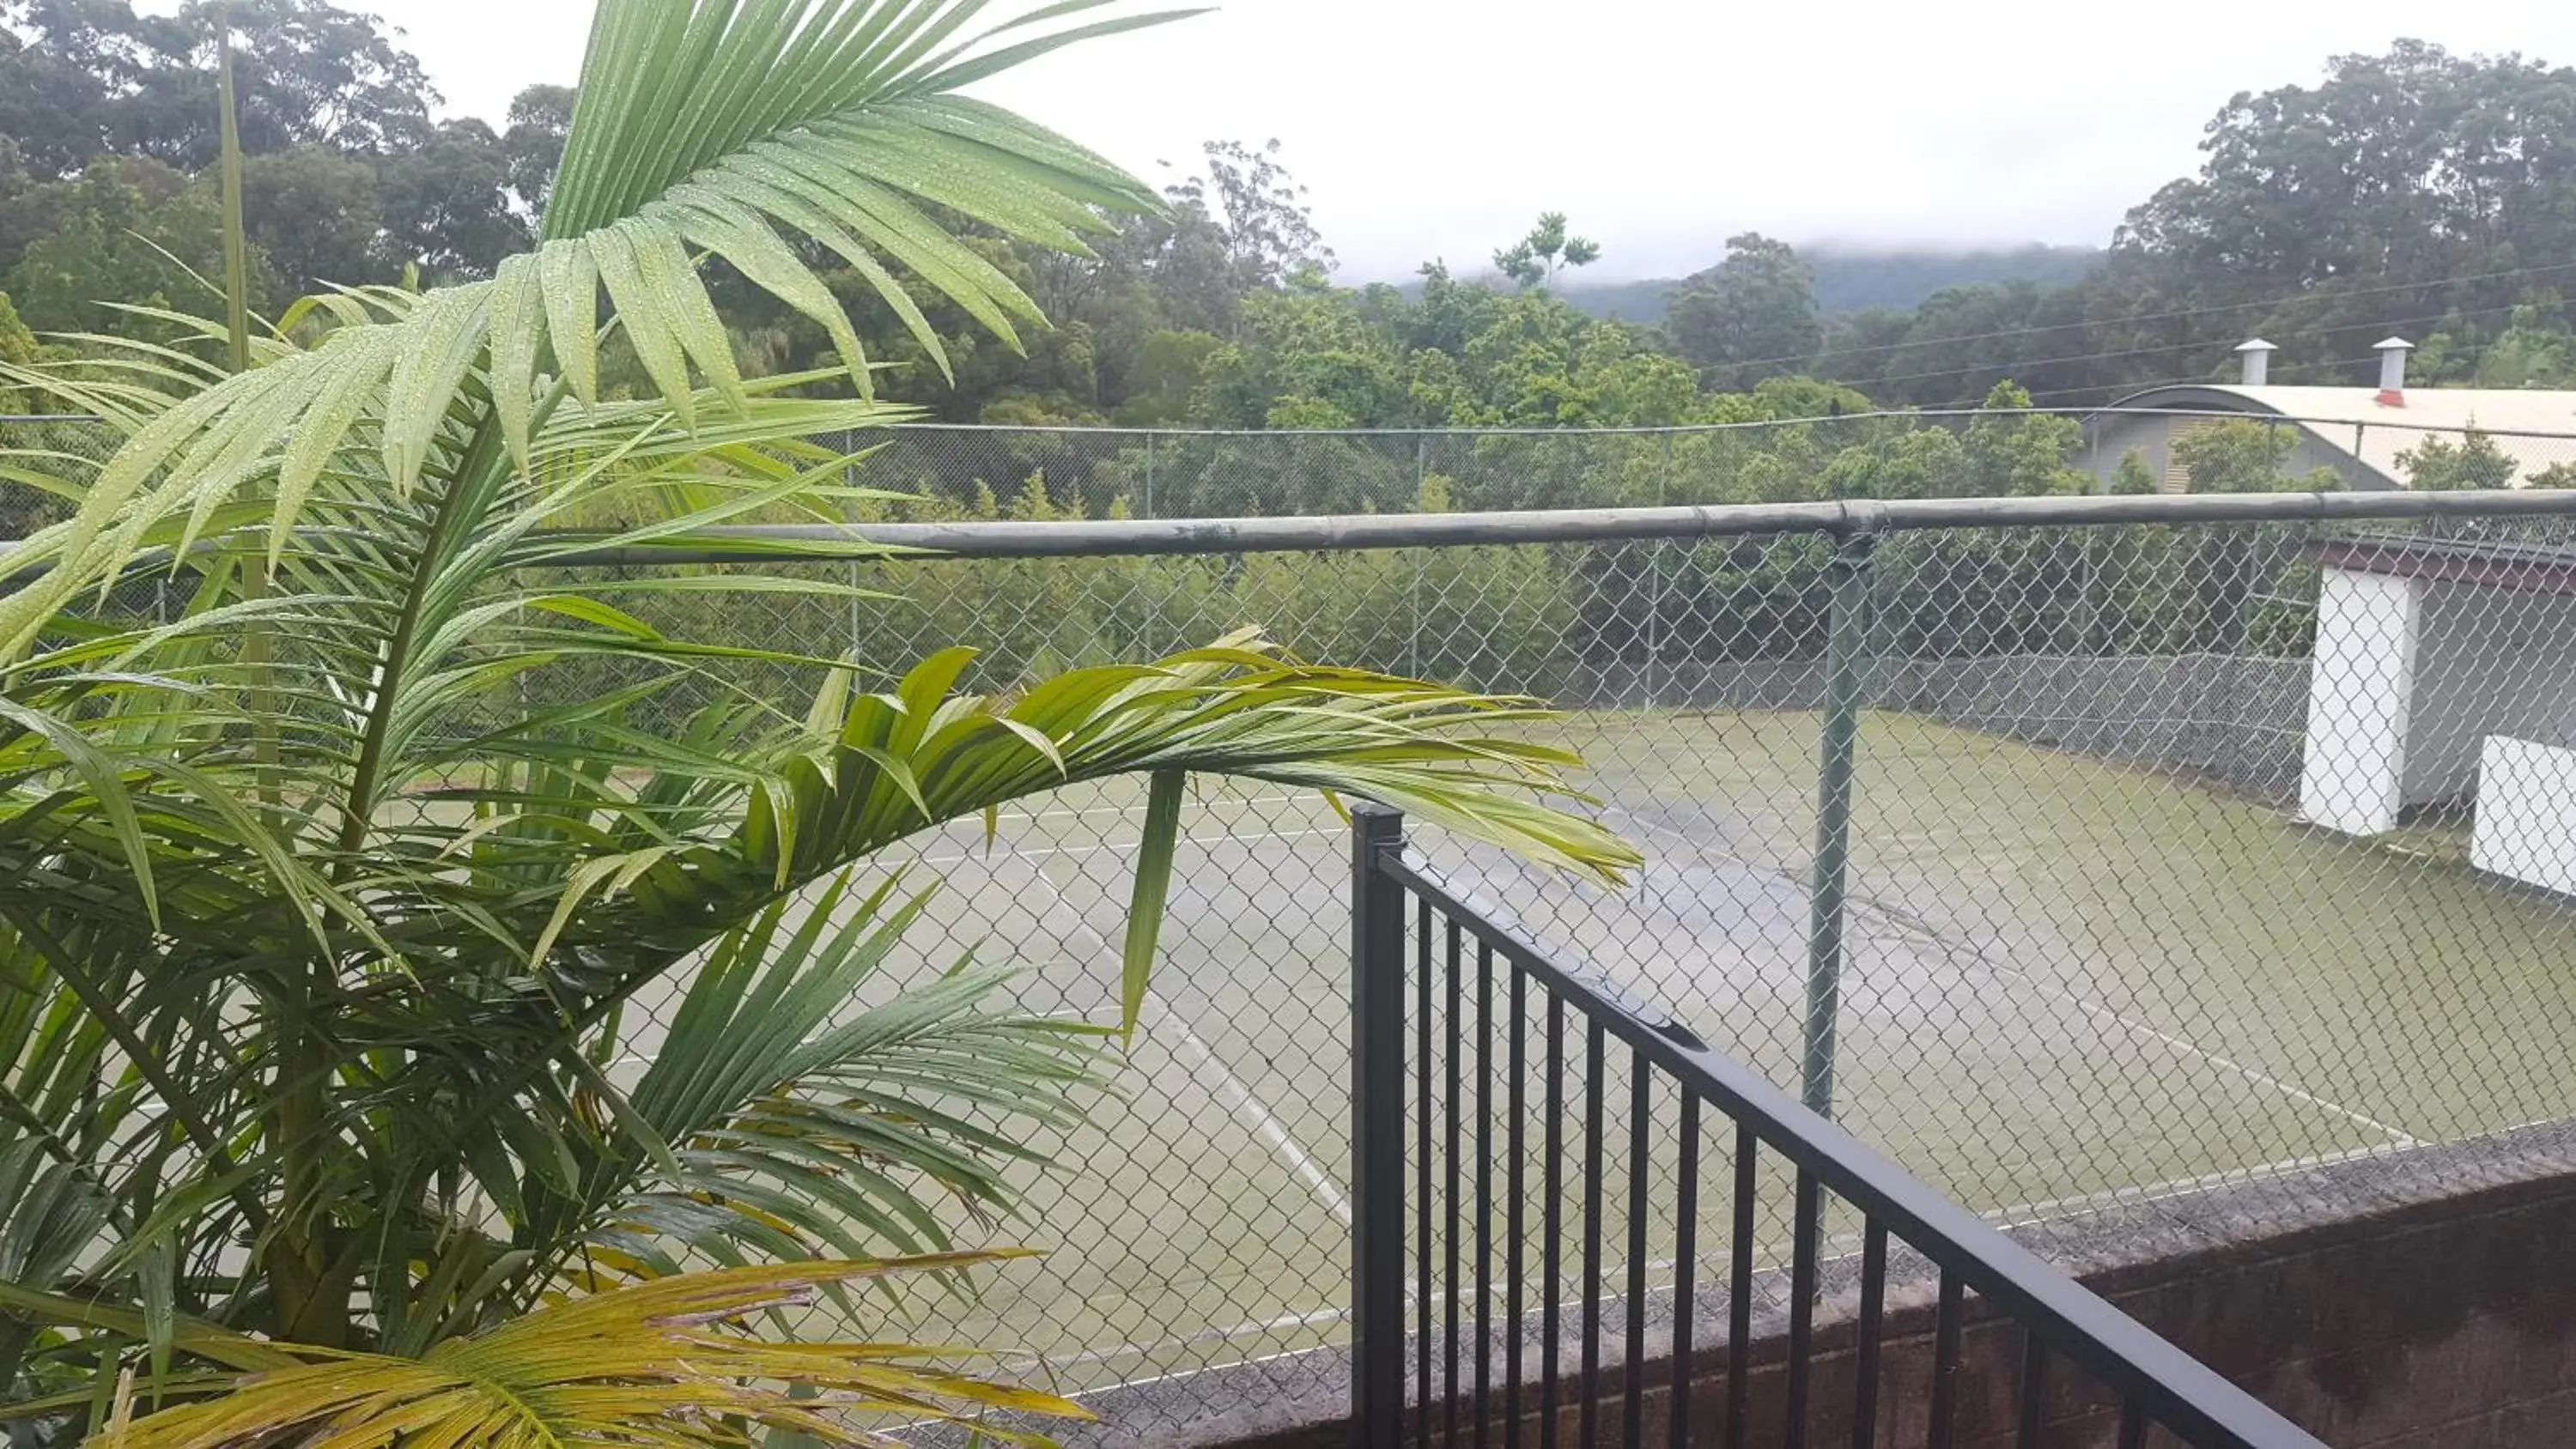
785 707 2576 1397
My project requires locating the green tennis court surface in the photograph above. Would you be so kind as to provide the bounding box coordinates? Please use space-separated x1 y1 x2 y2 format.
680 710 2576 1396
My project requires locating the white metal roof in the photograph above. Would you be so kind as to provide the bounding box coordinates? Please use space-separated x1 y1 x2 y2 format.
2103 384 2576 487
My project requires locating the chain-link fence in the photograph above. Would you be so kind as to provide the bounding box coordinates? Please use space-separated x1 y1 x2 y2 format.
520 500 2576 1435
13 415 2576 1434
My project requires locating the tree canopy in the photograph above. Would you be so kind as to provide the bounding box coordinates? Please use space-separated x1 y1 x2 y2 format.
3 22 2573 476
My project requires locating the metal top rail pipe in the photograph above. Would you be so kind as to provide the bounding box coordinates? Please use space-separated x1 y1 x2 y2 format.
1370 842 2329 1449
543 487 2576 564
15 406 2576 440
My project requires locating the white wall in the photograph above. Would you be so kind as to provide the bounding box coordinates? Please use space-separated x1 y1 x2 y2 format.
2401 585 2576 806
2472 737 2576 896
2300 568 2423 835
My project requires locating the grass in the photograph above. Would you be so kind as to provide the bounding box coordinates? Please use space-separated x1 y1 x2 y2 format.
631 709 2576 1398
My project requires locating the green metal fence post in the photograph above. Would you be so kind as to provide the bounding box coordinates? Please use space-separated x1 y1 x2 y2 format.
1802 524 1879 1120
1649 433 1670 708
1409 433 1427 679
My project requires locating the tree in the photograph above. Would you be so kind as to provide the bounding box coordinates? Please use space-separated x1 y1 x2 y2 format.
1133 138 1333 337
0 3 1635 1441
2088 42 2576 394
1493 210 1600 291
2118 41 2576 291
0 155 256 334
1185 138 1334 292
1961 381 2087 495
0 285 32 372
238 144 385 294
372 116 526 278
2398 427 2520 490
1666 232 1820 388
1110 325 1224 426
2170 418 2338 493
162 0 435 159
501 82 577 218
2111 447 2160 495
0 0 435 174
0 0 174 175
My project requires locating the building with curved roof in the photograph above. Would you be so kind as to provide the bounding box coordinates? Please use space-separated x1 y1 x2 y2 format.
2081 339 2576 492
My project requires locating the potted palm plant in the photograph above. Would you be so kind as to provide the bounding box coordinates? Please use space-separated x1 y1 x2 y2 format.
0 2 1635 1442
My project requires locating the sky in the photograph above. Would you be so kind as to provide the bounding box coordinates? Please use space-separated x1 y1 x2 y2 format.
325 0 2576 282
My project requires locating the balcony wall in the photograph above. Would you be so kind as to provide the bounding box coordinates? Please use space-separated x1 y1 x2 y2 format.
1093 1119 2576 1449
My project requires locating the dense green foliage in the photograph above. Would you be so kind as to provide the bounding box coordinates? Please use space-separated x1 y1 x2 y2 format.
0 0 568 318
0 2 1640 1444
1819 42 2576 407
4 13 2572 475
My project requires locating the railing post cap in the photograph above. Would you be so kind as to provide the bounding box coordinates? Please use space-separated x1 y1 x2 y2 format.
1350 801 1406 835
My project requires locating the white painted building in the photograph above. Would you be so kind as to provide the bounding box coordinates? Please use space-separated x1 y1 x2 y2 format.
2295 536 2576 897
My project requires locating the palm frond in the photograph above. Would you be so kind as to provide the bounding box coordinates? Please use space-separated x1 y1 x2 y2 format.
88 1258 1085 1449
410 875 1106 1326
0 4 1643 1425
0 1 1187 662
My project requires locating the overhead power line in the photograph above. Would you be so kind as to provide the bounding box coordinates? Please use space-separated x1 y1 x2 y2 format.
1873 299 2543 404
2018 355 2387 405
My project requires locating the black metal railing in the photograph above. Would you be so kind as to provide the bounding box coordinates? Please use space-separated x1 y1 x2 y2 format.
1349 804 2328 1449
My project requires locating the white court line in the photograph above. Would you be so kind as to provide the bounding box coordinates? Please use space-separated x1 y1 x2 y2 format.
1980 965 2423 1148
1027 1303 1352 1379
1603 807 2426 1150
1140 988 1357 1229
1041 900 1357 1230
1985 1140 2402 1227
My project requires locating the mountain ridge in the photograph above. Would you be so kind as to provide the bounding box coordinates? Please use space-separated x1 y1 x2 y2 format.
1552 243 2105 324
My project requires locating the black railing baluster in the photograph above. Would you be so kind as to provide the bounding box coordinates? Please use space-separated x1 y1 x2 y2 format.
1581 1021 1607 1449
1351 807 1408 1449
1507 971 1528 1449
2017 1331 2047 1449
1541 992 1565 1449
1852 1221 1886 1449
1928 1270 1962 1449
1357 834 2330 1449
1724 1125 1755 1449
1476 943 1495 1449
1668 1096 1700 1449
1785 1170 1820 1449
1623 1063 1649 1449
1447 921 1465 1448
1417 894 1433 1449
1422 895 1443 1449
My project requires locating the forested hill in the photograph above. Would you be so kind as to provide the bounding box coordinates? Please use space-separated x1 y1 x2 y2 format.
4 11 2573 439
1559 245 2104 324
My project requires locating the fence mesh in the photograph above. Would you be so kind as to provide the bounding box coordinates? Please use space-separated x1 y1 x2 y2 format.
529 527 2576 1426
12 417 2576 1432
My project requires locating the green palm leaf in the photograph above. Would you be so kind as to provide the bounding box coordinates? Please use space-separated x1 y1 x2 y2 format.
0 1 1188 658
85 1258 1084 1449
0 2 1639 1438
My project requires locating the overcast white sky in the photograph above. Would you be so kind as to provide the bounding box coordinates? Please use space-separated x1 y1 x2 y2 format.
340 0 2576 282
